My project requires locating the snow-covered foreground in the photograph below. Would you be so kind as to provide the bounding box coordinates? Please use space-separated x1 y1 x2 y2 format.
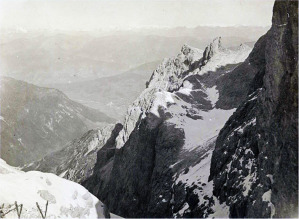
0 159 108 218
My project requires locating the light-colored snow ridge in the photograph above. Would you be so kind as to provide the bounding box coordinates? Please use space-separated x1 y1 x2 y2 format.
0 159 107 218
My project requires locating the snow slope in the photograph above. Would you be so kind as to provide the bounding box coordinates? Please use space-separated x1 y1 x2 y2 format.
0 159 107 218
167 87 236 151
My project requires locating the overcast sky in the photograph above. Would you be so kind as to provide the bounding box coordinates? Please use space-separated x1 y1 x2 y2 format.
0 0 275 31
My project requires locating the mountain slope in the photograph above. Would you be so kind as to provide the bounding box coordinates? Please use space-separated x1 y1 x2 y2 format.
81 39 253 217
23 124 122 185
209 1 298 217
0 159 110 218
0 77 115 166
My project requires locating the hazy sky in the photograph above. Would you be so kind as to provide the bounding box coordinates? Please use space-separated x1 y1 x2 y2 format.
0 0 275 31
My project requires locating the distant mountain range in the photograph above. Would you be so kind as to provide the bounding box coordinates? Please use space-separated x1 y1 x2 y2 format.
0 77 115 166
0 26 267 120
0 26 269 86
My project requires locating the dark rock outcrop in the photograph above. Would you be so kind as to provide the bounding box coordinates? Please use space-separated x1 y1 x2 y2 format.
202 37 223 63
215 34 267 109
210 0 298 217
105 114 184 217
82 123 123 201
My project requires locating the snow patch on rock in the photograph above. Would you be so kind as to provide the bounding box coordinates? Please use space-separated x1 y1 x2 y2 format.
209 197 230 218
167 93 235 151
205 86 219 107
262 189 275 218
150 91 174 117
177 80 193 96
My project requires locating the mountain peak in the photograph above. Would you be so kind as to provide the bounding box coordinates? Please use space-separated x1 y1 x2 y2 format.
180 44 194 55
202 36 223 62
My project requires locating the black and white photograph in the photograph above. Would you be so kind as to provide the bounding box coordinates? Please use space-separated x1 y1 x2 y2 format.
0 0 298 218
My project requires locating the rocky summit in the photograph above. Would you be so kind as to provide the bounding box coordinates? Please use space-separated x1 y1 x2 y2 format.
22 0 298 218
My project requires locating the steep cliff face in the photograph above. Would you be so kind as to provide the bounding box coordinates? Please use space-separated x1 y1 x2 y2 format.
82 38 253 217
210 0 298 217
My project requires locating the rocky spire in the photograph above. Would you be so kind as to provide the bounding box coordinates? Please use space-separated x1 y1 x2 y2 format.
180 44 193 55
202 37 222 63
